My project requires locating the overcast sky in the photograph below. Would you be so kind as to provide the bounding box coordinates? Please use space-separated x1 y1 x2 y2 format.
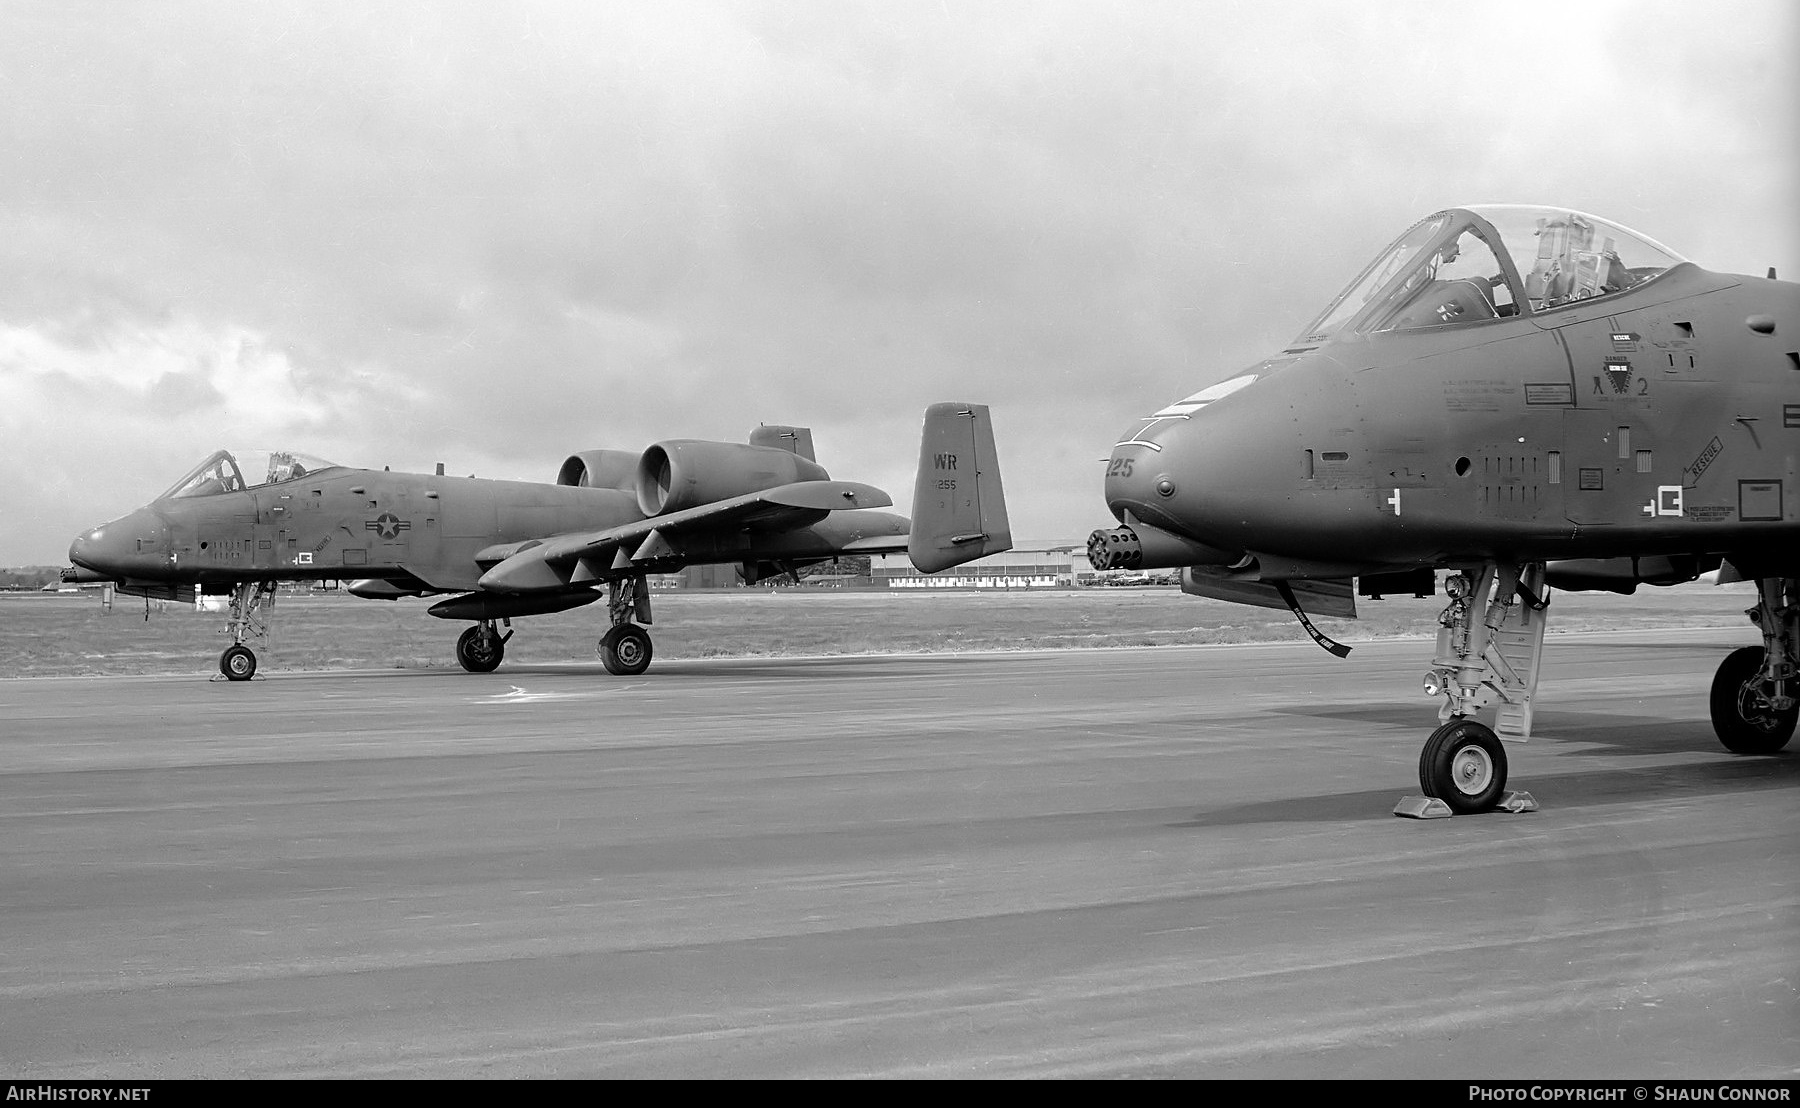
1 0 1794 564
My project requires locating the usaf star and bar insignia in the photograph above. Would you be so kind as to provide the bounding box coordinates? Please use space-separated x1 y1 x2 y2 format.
365 512 411 541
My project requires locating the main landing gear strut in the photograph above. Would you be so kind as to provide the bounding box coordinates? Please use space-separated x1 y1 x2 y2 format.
597 574 653 676
1415 562 1549 813
218 581 278 681
1710 576 1798 754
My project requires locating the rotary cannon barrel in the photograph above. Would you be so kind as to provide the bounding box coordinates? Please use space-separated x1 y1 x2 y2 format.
1086 523 1237 571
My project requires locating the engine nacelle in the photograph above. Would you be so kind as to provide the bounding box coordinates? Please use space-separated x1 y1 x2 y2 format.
637 440 830 516
556 449 640 491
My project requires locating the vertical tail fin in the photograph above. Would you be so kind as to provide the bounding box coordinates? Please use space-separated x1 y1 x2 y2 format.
909 403 1011 572
749 425 816 461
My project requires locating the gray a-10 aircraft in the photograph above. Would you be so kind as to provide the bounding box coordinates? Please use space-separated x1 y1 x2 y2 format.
65 403 1008 679
1089 204 1798 812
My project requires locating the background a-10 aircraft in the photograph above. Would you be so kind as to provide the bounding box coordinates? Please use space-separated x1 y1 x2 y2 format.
1090 203 1799 812
65 403 1009 680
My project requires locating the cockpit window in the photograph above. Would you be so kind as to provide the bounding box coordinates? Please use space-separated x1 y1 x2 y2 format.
1299 212 1451 343
158 449 340 500
1296 205 1687 343
1367 226 1516 333
1469 204 1686 311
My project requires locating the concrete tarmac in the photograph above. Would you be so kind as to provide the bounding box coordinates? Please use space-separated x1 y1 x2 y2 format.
1 629 1795 1078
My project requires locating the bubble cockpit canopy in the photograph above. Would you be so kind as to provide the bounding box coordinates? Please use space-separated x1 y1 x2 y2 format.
157 449 343 501
1296 205 1688 345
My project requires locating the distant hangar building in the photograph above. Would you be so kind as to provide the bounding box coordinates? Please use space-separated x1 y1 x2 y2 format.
870 540 1080 589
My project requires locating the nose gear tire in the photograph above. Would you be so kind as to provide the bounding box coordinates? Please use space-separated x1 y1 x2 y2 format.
1419 719 1507 814
220 644 257 681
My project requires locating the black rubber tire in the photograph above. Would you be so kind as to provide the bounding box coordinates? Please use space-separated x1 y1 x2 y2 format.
1418 719 1507 814
455 625 504 673
598 624 653 676
220 644 257 681
1709 646 1797 754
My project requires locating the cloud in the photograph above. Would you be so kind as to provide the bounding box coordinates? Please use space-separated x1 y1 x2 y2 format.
0 0 1793 562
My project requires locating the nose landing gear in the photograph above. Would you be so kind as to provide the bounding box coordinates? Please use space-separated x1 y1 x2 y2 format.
1407 563 1547 814
216 581 278 681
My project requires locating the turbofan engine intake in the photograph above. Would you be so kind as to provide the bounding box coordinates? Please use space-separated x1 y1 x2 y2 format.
556 449 640 491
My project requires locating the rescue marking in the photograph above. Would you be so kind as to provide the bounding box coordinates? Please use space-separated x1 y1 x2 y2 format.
1685 436 1724 483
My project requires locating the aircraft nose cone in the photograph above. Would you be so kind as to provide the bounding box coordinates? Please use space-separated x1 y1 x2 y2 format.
68 528 102 569
1104 423 1191 536
1103 370 1312 562
69 509 164 574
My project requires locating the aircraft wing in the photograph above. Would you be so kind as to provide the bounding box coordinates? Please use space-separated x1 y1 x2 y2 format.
477 479 892 592
836 534 911 555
